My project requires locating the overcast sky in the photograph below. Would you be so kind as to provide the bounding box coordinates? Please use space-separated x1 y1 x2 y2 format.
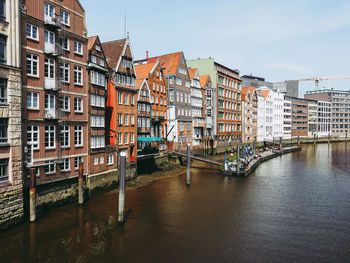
82 0 350 96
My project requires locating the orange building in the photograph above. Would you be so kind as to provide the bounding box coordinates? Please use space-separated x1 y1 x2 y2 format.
102 38 137 163
134 60 167 142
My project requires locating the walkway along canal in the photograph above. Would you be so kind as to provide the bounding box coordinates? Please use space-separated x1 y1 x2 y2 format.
0 143 350 262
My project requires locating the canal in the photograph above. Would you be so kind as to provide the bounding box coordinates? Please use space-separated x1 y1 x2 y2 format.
1 143 350 262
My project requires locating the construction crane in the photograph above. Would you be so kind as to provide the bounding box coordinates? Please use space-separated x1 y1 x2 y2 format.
298 76 350 89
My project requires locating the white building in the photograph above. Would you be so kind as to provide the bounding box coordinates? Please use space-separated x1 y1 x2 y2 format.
257 87 284 142
283 98 292 139
317 101 331 137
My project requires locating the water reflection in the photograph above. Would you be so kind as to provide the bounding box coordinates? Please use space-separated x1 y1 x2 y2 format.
0 143 350 262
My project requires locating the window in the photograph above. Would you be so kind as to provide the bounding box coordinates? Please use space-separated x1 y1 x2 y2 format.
60 62 69 82
118 133 123 145
125 93 129 105
74 41 83 55
27 92 39 109
74 126 83 146
45 94 55 109
124 133 129 144
74 157 83 170
91 136 105 149
45 126 55 149
26 24 38 40
99 59 105 67
26 54 38 77
74 97 83 112
60 38 69 51
131 94 135 105
130 132 135 144
0 158 8 182
45 58 55 79
0 0 5 20
96 45 101 52
130 114 135 125
107 155 114 165
94 157 98 165
90 71 106 87
100 156 104 164
60 96 70 111
45 160 56 175
91 55 97 63
44 30 54 45
91 94 105 108
60 125 70 147
118 113 123 125
0 35 5 64
124 114 129 126
0 118 7 143
91 115 105 128
74 66 83 85
118 92 123 104
27 125 39 149
61 158 70 172
44 3 54 20
60 10 70 26
0 78 6 104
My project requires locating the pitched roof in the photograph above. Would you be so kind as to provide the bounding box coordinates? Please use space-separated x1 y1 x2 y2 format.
101 38 127 69
242 86 257 100
88 36 98 51
148 51 183 75
199 75 211 88
134 61 158 80
261 89 270 99
135 79 145 90
188 68 197 80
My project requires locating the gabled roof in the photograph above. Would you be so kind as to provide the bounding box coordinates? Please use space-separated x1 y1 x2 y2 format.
148 51 183 75
134 61 158 80
261 89 270 99
188 68 197 80
199 75 211 88
101 38 127 69
88 36 98 51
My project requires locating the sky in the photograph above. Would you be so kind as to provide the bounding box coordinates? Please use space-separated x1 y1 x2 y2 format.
81 0 350 96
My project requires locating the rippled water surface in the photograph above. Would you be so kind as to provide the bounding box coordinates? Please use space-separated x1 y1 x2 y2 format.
1 143 350 262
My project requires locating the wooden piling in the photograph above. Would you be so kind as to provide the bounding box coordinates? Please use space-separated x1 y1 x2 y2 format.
78 162 84 205
186 144 191 186
314 133 316 146
118 152 126 223
237 146 240 175
29 167 36 222
328 133 330 144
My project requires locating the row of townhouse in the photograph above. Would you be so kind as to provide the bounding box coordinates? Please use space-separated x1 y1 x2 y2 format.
241 86 334 143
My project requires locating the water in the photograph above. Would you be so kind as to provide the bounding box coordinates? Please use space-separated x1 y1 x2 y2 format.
1 143 350 262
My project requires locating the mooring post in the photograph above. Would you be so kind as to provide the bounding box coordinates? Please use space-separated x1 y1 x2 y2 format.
118 152 126 223
314 133 316 146
328 133 330 144
78 162 84 205
346 132 348 143
29 167 36 222
279 136 283 152
237 146 240 175
186 143 191 186
298 136 300 146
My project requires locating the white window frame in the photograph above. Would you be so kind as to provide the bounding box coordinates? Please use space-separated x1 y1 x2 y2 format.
27 125 39 150
61 158 70 172
60 10 70 26
74 97 83 113
45 125 56 149
74 66 83 85
100 156 104 164
94 156 98 166
26 54 39 77
27 92 39 109
74 41 83 55
45 160 56 175
61 96 70 112
74 156 83 170
74 126 83 147
60 62 70 83
26 24 38 41
107 155 114 165
60 125 70 148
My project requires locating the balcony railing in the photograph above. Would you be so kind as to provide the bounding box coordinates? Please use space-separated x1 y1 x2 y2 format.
44 109 59 120
44 15 61 28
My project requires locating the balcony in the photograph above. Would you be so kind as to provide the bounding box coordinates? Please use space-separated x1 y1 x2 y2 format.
44 15 61 28
44 78 56 90
193 134 202 140
44 109 59 120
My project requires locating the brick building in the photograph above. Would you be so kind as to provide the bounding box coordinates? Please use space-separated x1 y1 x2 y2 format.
87 36 117 176
199 75 213 138
134 59 167 139
102 38 137 162
241 87 257 143
21 0 89 183
186 58 242 144
0 0 23 230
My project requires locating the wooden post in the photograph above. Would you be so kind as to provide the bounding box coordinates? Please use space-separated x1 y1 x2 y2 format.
29 167 36 222
279 136 283 152
346 131 348 143
328 133 330 144
314 133 316 146
298 136 300 146
118 152 126 223
186 144 191 186
237 146 240 176
78 162 84 205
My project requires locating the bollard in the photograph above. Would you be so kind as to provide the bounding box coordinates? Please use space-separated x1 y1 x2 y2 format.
297 136 300 146
78 162 84 205
346 132 348 143
279 136 283 152
314 133 316 146
29 167 36 222
237 146 240 176
328 133 330 144
186 143 191 186
118 152 126 223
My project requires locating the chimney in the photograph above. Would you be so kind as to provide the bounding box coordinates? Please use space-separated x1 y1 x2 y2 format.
146 51 149 60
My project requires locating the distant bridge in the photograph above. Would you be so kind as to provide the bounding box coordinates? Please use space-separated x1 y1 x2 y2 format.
173 151 222 167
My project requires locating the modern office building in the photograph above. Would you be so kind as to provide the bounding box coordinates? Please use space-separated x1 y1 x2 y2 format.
317 101 331 137
283 97 292 139
272 80 299 97
307 100 318 137
241 75 273 89
305 89 350 137
285 96 311 137
186 58 242 144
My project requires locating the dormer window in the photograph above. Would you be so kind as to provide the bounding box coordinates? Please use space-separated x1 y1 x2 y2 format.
96 45 101 52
